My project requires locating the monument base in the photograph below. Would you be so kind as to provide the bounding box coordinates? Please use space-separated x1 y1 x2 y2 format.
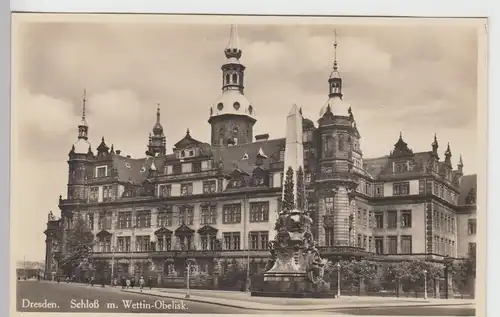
251 272 334 298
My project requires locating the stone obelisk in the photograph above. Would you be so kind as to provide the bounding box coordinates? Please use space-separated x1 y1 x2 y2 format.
282 104 304 204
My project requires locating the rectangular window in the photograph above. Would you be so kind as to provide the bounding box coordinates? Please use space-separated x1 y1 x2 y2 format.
325 196 334 214
393 182 410 195
87 213 94 230
325 228 334 247
96 166 107 178
200 204 217 225
368 237 373 252
98 211 112 230
250 202 269 222
159 184 171 197
468 242 476 257
157 207 173 227
136 210 151 228
387 210 398 229
387 236 398 254
401 210 412 228
178 206 194 225
305 173 311 183
102 185 113 202
375 212 384 228
180 183 193 196
202 180 217 194
468 219 477 235
250 232 259 250
165 165 173 175
401 235 412 254
249 231 269 250
279 150 285 162
98 237 111 253
135 235 150 252
375 237 384 255
181 163 193 173
222 204 241 224
201 160 213 171
357 234 362 247
89 187 99 203
222 232 241 250
118 211 132 229
375 185 384 197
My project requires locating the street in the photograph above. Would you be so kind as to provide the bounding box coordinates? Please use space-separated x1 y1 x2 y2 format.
16 280 259 313
329 305 475 316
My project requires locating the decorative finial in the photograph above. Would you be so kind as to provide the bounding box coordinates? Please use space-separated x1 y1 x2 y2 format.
459 154 463 165
399 131 403 140
101 136 105 142
82 89 87 120
225 24 242 59
156 103 161 123
186 128 190 135
333 29 338 71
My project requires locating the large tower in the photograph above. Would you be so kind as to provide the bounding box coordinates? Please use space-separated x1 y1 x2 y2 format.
147 104 167 156
208 25 256 146
315 30 361 247
67 89 93 201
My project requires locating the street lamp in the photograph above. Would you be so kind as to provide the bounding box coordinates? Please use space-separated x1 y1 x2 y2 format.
185 258 193 299
110 246 116 286
336 262 341 298
423 269 428 299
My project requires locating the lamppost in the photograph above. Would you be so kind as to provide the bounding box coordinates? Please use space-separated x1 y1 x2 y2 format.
246 232 251 293
336 262 341 298
423 269 428 299
185 258 193 298
110 246 116 286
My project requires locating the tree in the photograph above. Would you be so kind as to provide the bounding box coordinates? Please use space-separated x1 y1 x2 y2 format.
282 166 295 212
296 166 306 211
59 215 95 276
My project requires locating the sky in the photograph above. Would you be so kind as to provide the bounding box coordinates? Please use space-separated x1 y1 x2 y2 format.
12 18 480 262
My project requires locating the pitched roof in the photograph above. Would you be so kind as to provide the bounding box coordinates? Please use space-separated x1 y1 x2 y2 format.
174 130 204 149
211 138 285 175
111 155 167 184
458 174 477 205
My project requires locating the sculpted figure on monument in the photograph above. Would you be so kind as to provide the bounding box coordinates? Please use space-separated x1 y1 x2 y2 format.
305 241 326 284
265 241 277 271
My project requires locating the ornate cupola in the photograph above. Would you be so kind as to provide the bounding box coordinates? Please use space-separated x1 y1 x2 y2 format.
208 25 256 146
96 137 110 156
72 89 92 155
147 103 167 156
319 29 351 118
390 132 413 158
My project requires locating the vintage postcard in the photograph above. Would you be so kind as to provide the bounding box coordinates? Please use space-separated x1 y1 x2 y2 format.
10 13 486 316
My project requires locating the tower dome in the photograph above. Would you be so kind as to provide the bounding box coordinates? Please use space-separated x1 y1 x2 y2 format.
319 96 351 117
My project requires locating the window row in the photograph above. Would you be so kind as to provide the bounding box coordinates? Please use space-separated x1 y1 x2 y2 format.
373 210 412 229
433 210 455 234
374 235 413 254
434 236 456 257
164 160 214 175
97 231 270 252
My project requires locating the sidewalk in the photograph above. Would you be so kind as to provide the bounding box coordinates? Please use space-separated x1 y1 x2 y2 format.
121 288 475 311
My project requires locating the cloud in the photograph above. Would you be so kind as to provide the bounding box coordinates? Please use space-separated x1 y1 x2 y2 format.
13 20 480 261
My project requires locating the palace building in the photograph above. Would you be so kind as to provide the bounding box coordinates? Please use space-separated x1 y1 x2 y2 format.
44 26 477 284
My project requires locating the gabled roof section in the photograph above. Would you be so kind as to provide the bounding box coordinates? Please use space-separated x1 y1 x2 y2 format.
389 133 413 158
154 227 173 236
212 138 285 175
197 225 218 235
459 174 477 206
174 129 204 149
175 223 195 236
96 230 112 239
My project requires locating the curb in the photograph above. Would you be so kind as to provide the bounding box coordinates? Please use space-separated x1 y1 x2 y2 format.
120 289 475 312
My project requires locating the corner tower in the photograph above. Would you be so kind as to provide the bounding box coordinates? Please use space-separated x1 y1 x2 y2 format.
67 89 93 201
208 25 256 146
315 30 361 248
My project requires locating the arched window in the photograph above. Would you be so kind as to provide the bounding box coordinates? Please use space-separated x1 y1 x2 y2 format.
232 73 238 84
338 134 344 151
225 74 230 85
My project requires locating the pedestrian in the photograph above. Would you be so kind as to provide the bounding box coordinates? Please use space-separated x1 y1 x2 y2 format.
101 276 105 288
131 277 135 289
126 277 131 289
113 277 118 287
139 276 145 293
121 277 126 289
90 276 94 287
147 277 153 290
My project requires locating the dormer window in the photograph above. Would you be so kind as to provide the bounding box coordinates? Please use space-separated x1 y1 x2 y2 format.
96 166 108 178
181 150 185 157
189 150 194 156
124 163 131 169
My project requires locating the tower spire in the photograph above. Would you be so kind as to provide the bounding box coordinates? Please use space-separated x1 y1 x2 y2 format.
333 29 338 72
156 103 161 124
224 24 242 60
77 89 89 140
328 29 343 99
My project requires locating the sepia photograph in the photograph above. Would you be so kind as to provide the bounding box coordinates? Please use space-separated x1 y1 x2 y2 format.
10 13 486 316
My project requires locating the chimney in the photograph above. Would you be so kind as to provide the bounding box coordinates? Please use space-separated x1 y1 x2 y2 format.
255 134 270 141
116 150 121 155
